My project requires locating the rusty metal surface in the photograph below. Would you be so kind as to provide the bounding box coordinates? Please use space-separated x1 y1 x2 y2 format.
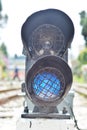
29 24 65 58
21 9 74 57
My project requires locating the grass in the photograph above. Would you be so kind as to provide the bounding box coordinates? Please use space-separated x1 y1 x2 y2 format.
73 75 85 83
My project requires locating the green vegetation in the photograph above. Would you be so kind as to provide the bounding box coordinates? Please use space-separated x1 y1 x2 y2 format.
79 11 87 47
0 43 8 80
73 75 85 83
78 48 87 64
73 11 87 84
0 0 2 12
0 43 8 57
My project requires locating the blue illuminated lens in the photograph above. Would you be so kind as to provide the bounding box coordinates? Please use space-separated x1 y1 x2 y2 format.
33 72 61 100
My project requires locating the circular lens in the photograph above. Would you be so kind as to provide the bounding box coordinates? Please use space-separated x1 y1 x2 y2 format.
32 71 62 100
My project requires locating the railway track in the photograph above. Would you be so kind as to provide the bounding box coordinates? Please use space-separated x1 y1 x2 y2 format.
0 82 25 118
0 85 24 105
0 82 87 106
0 82 87 129
0 84 87 118
73 83 87 97
0 82 87 113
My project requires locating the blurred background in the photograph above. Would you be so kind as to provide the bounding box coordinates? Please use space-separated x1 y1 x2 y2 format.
0 0 87 130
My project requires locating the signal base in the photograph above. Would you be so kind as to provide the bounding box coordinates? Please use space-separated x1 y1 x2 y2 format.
16 117 75 130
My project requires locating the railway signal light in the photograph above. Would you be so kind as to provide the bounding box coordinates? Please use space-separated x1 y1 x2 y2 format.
21 8 74 118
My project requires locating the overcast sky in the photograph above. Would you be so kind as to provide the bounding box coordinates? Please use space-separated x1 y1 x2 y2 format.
1 0 87 57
